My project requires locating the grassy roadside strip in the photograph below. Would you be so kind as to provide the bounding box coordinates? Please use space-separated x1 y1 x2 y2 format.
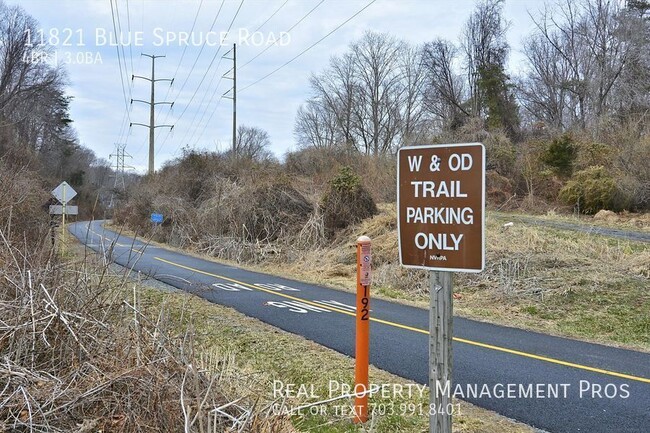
134 279 535 433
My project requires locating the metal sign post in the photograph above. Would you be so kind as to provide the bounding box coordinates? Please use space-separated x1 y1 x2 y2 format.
61 183 66 251
51 181 78 253
397 143 485 433
354 235 371 424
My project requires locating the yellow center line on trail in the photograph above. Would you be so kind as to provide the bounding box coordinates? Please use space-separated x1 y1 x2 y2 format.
153 255 650 385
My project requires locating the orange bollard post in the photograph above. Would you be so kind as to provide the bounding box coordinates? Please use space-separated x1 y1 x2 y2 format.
354 235 371 424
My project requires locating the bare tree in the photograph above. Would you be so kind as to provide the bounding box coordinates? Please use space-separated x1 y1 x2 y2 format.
611 2 650 117
397 44 427 145
294 98 340 149
523 0 649 130
517 32 573 129
309 53 357 150
234 125 273 161
422 39 469 130
461 0 509 117
0 0 81 180
350 31 405 154
0 3 53 107
0 2 64 139
296 32 423 154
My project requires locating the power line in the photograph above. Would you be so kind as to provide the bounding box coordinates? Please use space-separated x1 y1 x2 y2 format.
110 0 141 160
149 0 205 153
222 44 236 155
153 0 228 156
125 0 134 79
167 0 226 108
239 0 326 71
187 83 227 149
110 0 131 120
253 0 289 32
108 143 134 209
179 0 370 156
176 58 225 149
117 53 145 149
114 0 133 101
176 0 243 122
114 0 138 148
181 0 298 151
164 0 245 157
240 0 377 93
134 0 210 158
159 0 204 110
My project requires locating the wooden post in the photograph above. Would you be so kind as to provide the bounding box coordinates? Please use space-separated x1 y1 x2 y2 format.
354 235 371 423
429 271 453 433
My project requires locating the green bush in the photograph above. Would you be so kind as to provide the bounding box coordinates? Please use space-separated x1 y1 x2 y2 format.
542 134 576 178
321 167 378 236
558 166 626 214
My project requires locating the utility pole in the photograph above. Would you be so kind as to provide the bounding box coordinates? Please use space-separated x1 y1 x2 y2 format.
131 53 174 175
108 143 134 209
222 44 237 155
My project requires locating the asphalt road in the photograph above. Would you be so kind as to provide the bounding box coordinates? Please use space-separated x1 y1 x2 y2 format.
70 221 650 433
494 214 650 243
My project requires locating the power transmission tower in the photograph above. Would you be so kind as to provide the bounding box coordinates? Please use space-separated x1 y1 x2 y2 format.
131 53 174 175
222 44 237 155
108 143 134 209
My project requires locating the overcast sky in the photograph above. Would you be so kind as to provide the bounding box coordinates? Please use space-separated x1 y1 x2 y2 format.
15 0 544 172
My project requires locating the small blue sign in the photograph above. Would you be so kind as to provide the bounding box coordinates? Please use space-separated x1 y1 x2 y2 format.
151 213 163 224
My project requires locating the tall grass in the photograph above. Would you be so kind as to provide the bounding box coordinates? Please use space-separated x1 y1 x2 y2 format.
0 159 289 432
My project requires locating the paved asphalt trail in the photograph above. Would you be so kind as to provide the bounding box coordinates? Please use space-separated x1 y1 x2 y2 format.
70 221 650 433
493 214 650 243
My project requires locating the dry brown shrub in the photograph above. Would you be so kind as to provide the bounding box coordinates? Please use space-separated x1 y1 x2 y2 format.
285 147 397 204
113 183 155 234
358 155 397 203
195 179 313 244
373 262 428 297
241 182 314 242
0 235 290 432
141 176 315 262
486 170 514 207
321 167 378 238
284 146 357 184
295 209 326 250
516 194 559 215
0 162 50 248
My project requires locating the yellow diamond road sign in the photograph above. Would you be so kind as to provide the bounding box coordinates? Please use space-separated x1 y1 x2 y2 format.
51 181 77 205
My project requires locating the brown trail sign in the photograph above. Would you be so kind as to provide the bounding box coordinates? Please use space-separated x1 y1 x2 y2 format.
397 143 485 272
397 143 485 433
